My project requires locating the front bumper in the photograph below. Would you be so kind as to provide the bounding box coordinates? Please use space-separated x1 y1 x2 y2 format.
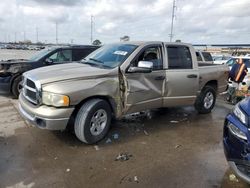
18 92 75 130
0 75 11 94
223 113 250 183
228 161 250 184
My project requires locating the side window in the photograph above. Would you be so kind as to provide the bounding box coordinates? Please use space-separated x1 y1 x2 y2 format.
72 49 95 61
226 59 235 66
131 46 163 70
196 52 202 61
202 52 213 61
167 46 192 69
48 49 72 63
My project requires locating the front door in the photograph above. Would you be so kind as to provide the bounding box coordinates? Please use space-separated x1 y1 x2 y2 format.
124 45 166 113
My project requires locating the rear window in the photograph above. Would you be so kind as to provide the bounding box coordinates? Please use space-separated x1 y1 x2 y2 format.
167 46 192 69
196 52 203 61
202 52 213 61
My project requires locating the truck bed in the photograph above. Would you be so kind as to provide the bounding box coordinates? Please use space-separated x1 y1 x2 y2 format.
198 63 229 93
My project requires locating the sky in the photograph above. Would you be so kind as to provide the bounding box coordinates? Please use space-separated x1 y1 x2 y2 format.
0 0 250 45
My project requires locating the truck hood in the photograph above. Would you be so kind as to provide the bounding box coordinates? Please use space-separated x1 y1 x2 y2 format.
240 98 250 116
24 62 115 85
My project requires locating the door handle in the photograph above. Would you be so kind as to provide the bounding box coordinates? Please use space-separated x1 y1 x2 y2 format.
187 74 198 78
155 76 165 80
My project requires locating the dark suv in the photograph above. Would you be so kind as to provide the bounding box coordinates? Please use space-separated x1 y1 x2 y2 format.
0 45 99 98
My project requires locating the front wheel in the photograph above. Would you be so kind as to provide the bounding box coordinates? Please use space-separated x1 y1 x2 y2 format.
12 76 23 99
74 99 112 144
195 85 216 114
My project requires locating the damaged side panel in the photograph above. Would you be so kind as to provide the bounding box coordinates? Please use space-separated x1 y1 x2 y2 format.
121 71 165 114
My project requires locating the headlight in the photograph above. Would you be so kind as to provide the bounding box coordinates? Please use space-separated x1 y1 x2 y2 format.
42 92 70 107
228 122 247 140
233 104 247 125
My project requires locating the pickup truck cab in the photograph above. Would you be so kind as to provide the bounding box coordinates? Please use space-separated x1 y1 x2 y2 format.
18 41 229 144
0 45 99 98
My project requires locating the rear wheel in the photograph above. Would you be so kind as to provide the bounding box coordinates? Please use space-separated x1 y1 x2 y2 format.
195 85 216 114
74 99 112 144
12 76 22 99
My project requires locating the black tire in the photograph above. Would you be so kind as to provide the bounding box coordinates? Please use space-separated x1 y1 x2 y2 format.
12 76 23 99
195 85 216 114
74 99 112 144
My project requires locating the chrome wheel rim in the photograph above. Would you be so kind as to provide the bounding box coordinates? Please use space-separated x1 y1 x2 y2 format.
204 92 214 109
90 109 107 136
18 81 23 93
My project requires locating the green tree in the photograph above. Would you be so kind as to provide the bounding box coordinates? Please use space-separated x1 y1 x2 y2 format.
92 39 102 46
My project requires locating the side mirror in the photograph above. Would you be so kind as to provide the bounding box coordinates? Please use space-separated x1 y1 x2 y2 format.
128 61 153 73
45 58 53 65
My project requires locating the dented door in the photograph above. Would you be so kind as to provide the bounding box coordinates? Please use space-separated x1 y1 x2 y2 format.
123 45 165 113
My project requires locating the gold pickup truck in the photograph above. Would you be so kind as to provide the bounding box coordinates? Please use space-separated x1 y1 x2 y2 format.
18 42 229 144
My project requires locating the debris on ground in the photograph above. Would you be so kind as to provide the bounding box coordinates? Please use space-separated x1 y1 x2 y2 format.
115 153 133 162
146 110 152 119
143 130 149 136
180 118 188 122
175 144 182 149
105 138 112 144
170 120 179 123
229 174 239 182
66 168 70 172
134 176 139 183
113 133 119 140
54 157 58 160
94 145 100 151
135 128 140 132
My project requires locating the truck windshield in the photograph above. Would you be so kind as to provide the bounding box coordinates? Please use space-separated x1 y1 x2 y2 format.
29 48 54 61
81 44 137 68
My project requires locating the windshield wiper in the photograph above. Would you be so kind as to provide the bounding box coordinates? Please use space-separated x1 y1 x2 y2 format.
89 58 104 64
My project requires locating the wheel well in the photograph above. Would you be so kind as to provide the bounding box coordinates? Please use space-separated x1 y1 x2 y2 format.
10 74 22 93
66 96 116 130
204 80 218 93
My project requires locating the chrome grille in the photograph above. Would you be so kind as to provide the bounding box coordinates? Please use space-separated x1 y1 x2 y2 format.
23 77 41 105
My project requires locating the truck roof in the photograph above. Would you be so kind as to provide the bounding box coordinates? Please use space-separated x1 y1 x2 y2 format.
113 41 192 47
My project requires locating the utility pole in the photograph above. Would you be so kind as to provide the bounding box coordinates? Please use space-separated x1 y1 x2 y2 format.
14 32 17 43
36 27 38 43
56 22 58 44
90 15 93 44
169 0 177 42
24 31 26 41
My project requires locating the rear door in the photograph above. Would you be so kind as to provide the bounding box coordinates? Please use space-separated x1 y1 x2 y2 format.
163 45 199 107
124 44 166 113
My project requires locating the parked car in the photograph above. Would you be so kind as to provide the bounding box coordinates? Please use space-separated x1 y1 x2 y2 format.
18 41 229 144
196 51 214 64
226 57 250 86
213 54 232 64
223 97 250 184
0 45 99 98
